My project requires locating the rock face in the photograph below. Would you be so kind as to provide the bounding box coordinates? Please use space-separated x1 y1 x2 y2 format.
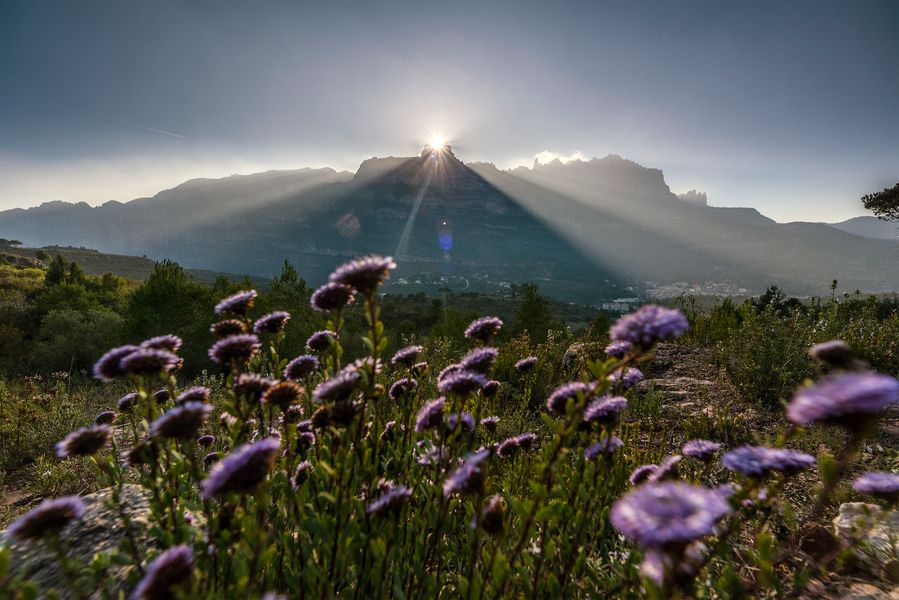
834 502 899 580
2 484 150 598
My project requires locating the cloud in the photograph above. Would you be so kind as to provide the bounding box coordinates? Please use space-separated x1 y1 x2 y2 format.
533 150 588 165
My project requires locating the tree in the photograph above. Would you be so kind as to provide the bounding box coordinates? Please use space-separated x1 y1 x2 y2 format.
511 283 555 344
861 183 899 221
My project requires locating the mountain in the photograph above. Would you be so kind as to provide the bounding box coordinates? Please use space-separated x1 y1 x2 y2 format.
827 216 898 240
1 147 897 301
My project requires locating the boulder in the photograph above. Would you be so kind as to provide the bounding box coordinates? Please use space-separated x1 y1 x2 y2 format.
834 502 899 579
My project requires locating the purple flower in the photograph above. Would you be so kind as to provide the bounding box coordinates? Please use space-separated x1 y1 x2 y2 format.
153 389 170 403
203 452 220 468
118 392 139 411
610 482 732 548
198 435 215 447
608 367 644 390
630 464 658 486
583 395 628 424
482 380 501 398
210 319 247 338
443 449 490 496
438 363 463 382
415 397 445 432
120 348 181 378
477 494 506 535
367 484 413 516
720 446 816 477
604 340 633 358
496 432 538 458
392 345 424 366
444 412 476 434
125 439 158 466
208 334 261 365
262 381 303 410
311 282 357 312
313 370 361 403
8 496 86 541
852 471 899 501
328 255 396 294
234 373 276 400
460 347 498 374
291 460 314 489
306 330 337 352
141 335 183 353
438 370 488 396
151 402 212 439
809 340 861 370
93 345 139 382
200 438 280 499
682 439 721 461
214 290 258 316
481 416 500 433
412 361 429 375
609 305 689 347
176 386 211 405
285 355 320 380
132 544 194 600
647 455 682 483
585 435 624 459
56 425 112 458
94 411 117 425
515 356 538 372
389 378 418 400
787 372 899 426
546 381 596 415
464 316 503 342
253 311 291 334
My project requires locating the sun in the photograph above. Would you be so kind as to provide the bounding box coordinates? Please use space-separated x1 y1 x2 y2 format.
427 135 447 150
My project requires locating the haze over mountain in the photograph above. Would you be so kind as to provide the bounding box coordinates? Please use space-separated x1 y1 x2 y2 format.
1 147 896 302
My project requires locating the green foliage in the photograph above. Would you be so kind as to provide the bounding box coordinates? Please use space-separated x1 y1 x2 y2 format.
32 309 125 373
511 283 556 343
861 182 899 222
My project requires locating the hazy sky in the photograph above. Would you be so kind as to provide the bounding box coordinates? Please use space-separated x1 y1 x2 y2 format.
1 0 896 222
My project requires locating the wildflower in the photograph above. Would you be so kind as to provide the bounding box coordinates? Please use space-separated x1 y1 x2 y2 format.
411 361 429 375
141 335 183 353
481 415 500 433
630 464 658 486
284 405 304 423
720 446 816 477
482 380 501 398
296 430 316 451
787 372 899 427
56 425 112 458
415 397 445 432
604 340 633 358
583 395 628 425
438 370 488 397
313 370 361 403
416 440 447 466
367 484 413 516
311 406 332 429
444 412 476 434
125 439 158 466
211 319 247 338
208 334 261 365
120 349 181 378
497 433 538 458
8 496 85 541
203 452 220 468
610 482 731 548
464 316 503 342
94 411 117 425
198 435 215 447
329 255 396 294
477 494 506 535
176 386 211 405
443 449 490 496
253 311 291 334
682 439 721 461
852 472 899 501
200 438 280 500
234 373 276 400
262 381 303 410
285 355 319 381
809 340 864 370
389 378 418 400
460 347 498 374
132 544 194 600
392 344 424 366
311 282 357 312
153 389 170 403
585 435 623 459
93 345 139 382
609 305 689 347
438 363 463 382
291 461 314 489
546 381 596 415
515 356 538 372
306 330 336 352
151 402 212 439
329 400 360 427
214 290 258 316
608 367 644 390
648 455 682 482
118 392 139 411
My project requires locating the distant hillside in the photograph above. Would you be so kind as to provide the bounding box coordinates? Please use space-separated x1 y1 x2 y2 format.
1 149 897 300
828 216 898 240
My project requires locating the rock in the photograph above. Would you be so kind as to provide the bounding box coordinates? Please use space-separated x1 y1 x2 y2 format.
2 484 150 598
839 582 899 600
834 502 899 578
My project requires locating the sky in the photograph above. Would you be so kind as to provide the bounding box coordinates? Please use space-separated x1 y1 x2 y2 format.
0 0 896 222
